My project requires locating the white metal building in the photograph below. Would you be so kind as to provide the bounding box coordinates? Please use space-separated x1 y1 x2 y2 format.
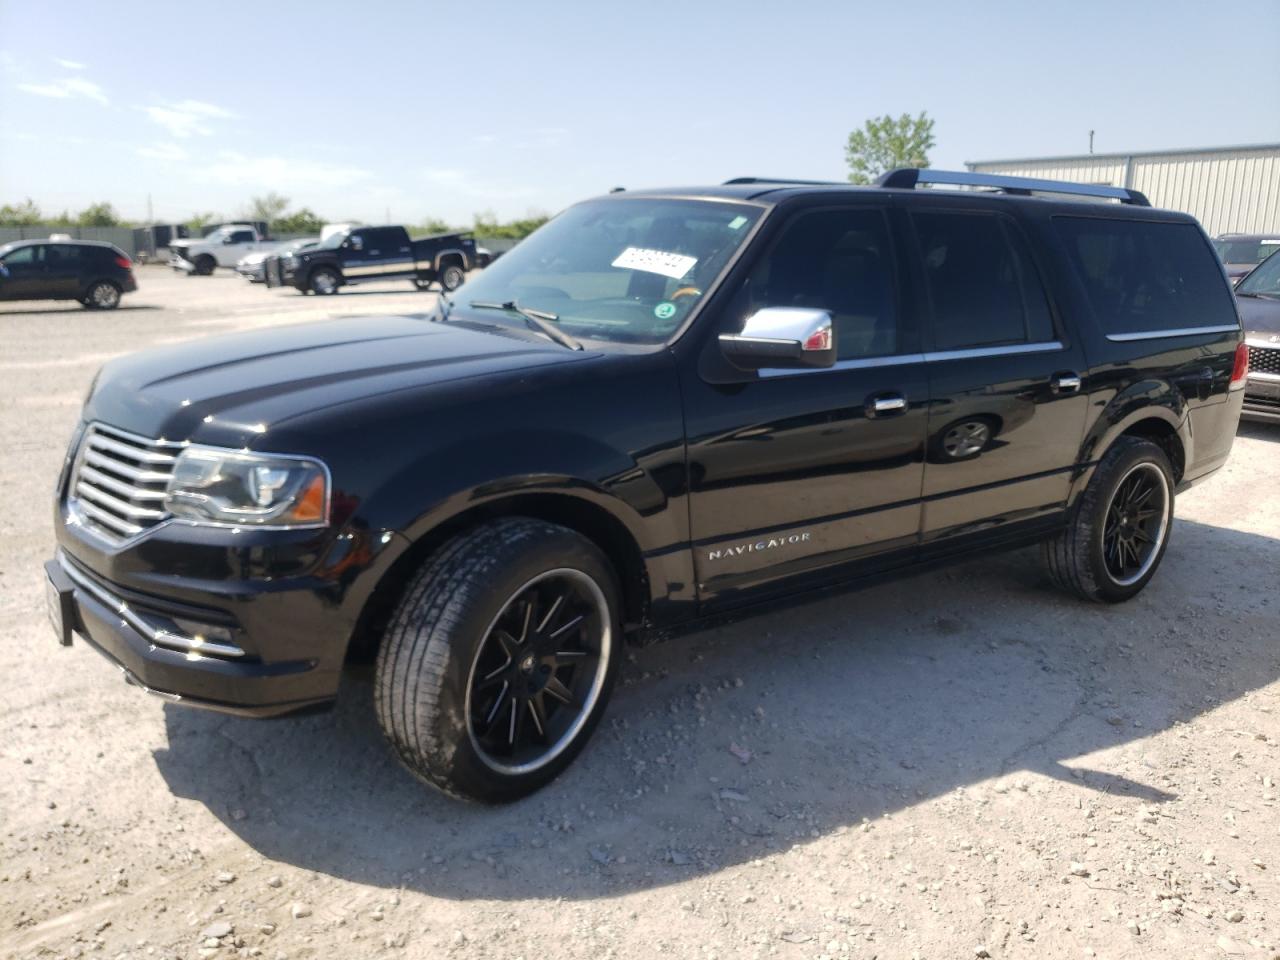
966 143 1280 237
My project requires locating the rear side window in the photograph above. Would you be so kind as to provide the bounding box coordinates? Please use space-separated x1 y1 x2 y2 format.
1055 218 1237 335
44 244 82 266
911 211 1055 350
228 230 255 243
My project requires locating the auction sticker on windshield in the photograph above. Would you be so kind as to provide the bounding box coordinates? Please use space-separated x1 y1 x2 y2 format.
612 247 697 280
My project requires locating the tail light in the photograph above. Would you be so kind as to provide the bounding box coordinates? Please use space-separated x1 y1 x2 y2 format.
1229 342 1249 390
114 255 132 269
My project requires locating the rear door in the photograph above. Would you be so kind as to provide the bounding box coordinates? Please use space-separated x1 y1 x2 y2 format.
41 243 83 298
907 207 1090 547
683 201 930 607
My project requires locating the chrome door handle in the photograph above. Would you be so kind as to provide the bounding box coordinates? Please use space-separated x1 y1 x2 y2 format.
867 392 907 417
1052 372 1082 394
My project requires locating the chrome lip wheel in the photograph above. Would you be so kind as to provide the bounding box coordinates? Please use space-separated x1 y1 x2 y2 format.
465 568 610 776
943 420 990 458
91 283 119 308
1102 461 1171 586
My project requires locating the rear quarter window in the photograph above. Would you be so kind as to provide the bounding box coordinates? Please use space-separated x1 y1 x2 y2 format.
1054 217 1237 335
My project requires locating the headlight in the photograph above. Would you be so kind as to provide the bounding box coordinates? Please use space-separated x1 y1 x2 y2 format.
165 447 329 527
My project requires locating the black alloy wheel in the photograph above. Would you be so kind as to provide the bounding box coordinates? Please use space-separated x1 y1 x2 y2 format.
1101 461 1170 586
466 568 610 775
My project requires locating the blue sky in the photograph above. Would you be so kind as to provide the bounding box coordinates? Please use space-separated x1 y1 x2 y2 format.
1 0 1277 226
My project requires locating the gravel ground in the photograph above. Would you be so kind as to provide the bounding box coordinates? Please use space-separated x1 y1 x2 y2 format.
2 267 1278 960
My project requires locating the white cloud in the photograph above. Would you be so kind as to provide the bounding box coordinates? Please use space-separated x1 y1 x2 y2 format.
137 142 189 161
17 76 108 105
200 151 371 189
54 58 87 70
141 99 236 138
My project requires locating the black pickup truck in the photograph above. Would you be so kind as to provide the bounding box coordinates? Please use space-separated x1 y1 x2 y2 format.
266 225 477 294
46 169 1246 802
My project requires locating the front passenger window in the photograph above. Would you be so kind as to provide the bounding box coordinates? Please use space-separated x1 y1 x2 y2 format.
735 208 900 360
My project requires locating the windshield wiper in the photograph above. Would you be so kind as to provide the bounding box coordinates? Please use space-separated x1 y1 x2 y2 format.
469 300 583 351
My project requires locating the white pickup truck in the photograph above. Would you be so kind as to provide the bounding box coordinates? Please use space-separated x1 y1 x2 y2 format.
169 224 283 276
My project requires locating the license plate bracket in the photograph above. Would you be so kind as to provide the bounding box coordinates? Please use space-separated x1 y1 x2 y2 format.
44 561 76 647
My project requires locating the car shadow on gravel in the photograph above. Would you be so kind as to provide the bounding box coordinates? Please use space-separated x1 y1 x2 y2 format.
0 304 161 316
154 517 1280 901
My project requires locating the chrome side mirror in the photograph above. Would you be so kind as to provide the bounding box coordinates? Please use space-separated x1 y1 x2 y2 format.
719 307 836 371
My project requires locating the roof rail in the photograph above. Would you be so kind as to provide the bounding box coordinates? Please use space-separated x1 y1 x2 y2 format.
723 177 842 186
875 168 1151 206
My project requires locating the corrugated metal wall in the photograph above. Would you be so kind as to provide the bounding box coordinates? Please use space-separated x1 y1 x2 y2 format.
969 145 1280 236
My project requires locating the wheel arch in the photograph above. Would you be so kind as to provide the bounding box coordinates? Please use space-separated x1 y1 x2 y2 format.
1069 399 1189 508
346 490 650 663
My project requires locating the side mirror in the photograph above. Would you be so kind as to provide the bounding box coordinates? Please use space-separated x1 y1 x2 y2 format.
719 307 836 371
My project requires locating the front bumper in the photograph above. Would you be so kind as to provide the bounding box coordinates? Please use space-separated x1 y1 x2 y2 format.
168 251 196 273
1242 373 1280 424
46 548 338 716
236 263 266 282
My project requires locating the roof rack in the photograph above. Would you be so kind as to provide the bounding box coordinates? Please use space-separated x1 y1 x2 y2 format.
723 177 842 186
876 168 1150 206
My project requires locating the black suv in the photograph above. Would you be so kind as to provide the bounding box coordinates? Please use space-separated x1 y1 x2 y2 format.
44 170 1246 802
0 239 137 309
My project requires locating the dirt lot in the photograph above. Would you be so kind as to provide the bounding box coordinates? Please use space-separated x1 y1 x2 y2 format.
2 266 1278 960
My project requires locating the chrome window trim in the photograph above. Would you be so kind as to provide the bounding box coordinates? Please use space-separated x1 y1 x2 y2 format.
1106 324 1241 342
757 340 1064 378
925 340 1064 362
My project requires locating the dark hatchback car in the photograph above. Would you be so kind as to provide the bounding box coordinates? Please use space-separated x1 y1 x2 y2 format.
0 239 137 309
45 169 1246 802
1213 233 1280 285
1235 248 1280 422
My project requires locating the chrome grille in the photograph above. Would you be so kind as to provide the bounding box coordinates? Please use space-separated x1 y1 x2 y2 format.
1249 344 1280 377
69 424 181 544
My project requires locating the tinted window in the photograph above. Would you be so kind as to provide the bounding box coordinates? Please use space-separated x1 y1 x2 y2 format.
912 212 1054 350
1213 238 1280 265
363 228 404 250
43 244 81 267
2 245 37 265
229 230 255 243
1056 217 1237 334
734 207 899 360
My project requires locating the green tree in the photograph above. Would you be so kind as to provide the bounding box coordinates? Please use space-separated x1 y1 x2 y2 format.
274 207 325 235
0 198 44 226
418 217 454 234
186 211 219 232
472 210 550 240
845 111 936 185
245 192 290 227
75 202 121 227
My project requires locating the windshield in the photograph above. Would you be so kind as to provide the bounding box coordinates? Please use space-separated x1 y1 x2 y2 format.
1214 238 1280 265
454 197 764 344
1237 249 1280 297
319 230 349 250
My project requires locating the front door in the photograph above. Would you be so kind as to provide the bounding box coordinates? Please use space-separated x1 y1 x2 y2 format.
0 244 44 301
905 207 1090 545
41 244 83 298
683 203 929 608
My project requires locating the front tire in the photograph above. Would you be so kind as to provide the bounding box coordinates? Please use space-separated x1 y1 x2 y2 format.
1042 436 1174 602
194 255 216 276
309 267 341 295
375 518 621 802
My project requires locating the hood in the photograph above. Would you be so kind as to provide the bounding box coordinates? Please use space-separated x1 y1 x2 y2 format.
1238 294 1280 341
86 315 595 446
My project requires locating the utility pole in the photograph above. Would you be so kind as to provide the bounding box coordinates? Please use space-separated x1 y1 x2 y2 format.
1089 130 1095 155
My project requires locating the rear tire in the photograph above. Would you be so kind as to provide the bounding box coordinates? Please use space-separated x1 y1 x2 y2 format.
439 263 465 292
1042 436 1174 602
375 518 621 802
194 255 216 276
82 281 121 310
309 267 340 295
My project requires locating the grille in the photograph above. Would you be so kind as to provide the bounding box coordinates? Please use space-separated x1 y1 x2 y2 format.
69 424 181 544
1249 344 1280 377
